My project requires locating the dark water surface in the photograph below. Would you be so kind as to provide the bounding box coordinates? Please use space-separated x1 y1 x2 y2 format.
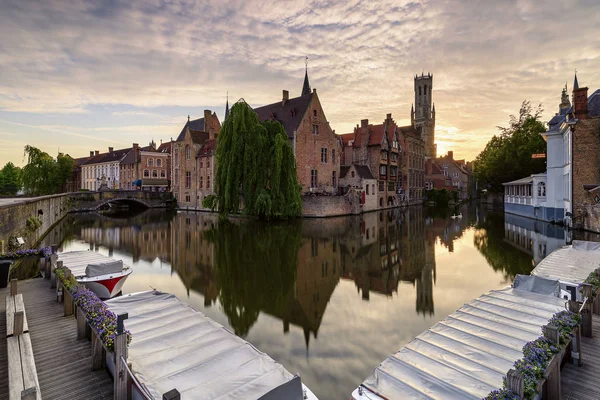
34 205 583 399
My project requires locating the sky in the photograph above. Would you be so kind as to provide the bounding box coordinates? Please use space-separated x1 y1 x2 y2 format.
1 0 600 166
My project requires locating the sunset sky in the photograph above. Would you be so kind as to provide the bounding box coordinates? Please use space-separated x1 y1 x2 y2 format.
1 0 599 166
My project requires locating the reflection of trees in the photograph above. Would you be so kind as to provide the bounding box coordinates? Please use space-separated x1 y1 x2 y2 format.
205 220 302 337
473 211 533 280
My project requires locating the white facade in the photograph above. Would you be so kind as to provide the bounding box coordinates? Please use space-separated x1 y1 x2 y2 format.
82 161 122 191
542 122 572 221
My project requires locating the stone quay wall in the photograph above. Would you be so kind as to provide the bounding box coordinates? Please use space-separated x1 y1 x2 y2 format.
301 190 362 218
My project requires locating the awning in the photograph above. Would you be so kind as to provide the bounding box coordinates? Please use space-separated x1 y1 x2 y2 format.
142 179 168 187
133 179 142 187
502 176 534 185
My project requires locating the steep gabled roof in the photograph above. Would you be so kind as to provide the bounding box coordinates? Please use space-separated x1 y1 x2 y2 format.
189 129 210 145
83 147 131 165
340 164 375 180
197 139 217 157
254 93 313 140
157 142 172 153
339 133 354 146
177 118 205 141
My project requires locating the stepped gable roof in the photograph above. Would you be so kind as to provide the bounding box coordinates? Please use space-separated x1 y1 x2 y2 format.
83 147 131 165
368 124 386 146
254 93 313 140
197 138 217 157
177 118 205 141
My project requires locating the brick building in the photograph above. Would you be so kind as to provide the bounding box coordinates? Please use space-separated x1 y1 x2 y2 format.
400 125 425 204
413 72 436 158
435 151 470 200
171 110 221 208
254 70 341 195
339 164 377 211
120 141 170 191
424 158 454 192
340 114 403 208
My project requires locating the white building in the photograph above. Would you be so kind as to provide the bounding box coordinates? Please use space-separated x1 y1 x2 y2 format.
82 147 131 191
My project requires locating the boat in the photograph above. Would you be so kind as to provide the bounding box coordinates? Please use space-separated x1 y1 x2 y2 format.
531 240 600 301
105 290 319 400
57 251 132 299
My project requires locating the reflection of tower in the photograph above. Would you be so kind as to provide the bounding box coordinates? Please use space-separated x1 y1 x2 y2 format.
413 72 436 158
417 245 435 316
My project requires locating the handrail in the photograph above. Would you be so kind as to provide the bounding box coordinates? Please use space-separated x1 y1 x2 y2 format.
120 355 153 400
579 296 589 313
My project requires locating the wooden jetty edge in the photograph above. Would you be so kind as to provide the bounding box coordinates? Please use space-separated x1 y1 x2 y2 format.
0 277 113 400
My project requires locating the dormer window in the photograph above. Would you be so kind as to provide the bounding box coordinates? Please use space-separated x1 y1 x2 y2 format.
313 109 317 117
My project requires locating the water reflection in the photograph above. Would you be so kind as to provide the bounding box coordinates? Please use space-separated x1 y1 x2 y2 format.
38 205 583 400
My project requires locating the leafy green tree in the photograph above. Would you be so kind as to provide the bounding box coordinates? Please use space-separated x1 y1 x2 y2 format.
0 162 21 195
474 101 547 192
214 100 302 219
21 146 74 195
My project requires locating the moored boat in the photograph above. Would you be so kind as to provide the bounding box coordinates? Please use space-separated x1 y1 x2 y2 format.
57 250 132 299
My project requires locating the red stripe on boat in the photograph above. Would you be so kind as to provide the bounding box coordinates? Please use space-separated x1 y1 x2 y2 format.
99 276 125 295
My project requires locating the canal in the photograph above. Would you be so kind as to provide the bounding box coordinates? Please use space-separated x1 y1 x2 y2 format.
26 204 595 399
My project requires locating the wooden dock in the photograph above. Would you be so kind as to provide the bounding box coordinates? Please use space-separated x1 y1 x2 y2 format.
0 277 113 400
562 317 600 400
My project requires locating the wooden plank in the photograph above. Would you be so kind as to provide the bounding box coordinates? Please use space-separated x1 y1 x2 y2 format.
113 333 128 400
13 311 24 336
14 294 29 335
7 335 24 400
6 295 15 337
19 333 42 400
10 280 17 297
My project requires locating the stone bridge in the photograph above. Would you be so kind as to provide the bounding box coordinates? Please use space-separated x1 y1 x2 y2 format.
68 190 175 212
0 191 174 251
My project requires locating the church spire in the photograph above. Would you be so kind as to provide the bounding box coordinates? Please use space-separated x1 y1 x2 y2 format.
573 71 579 90
302 56 311 96
224 92 229 120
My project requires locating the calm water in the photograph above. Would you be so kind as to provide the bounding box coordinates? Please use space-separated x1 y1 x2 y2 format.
33 205 580 399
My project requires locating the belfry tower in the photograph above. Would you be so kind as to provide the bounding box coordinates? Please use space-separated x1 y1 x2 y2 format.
413 72 436 158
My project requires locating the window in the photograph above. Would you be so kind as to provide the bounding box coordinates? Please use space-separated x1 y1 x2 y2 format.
379 165 387 176
161 170 166 178
388 181 394 191
390 166 397 177
311 170 318 188
351 170 355 178
419 87 422 96
174 149 179 166
332 149 335 164
200 161 203 168
538 182 546 197
185 195 190 203
381 151 388 160
185 145 190 160
207 176 210 189
185 171 191 188
144 169 150 177
379 181 384 191
207 160 210 169
321 148 327 163
372 184 375 194
152 170 158 178
199 177 203 188
313 109 317 117
148 158 154 167
366 185 369 195
332 171 336 187
156 159 162 167
312 124 319 135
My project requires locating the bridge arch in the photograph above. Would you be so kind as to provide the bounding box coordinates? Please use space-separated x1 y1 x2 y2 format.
93 197 151 211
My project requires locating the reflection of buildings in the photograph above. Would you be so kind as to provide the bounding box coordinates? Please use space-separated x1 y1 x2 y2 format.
503 213 567 266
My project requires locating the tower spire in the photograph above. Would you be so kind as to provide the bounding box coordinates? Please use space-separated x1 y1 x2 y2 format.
224 91 229 120
573 70 579 90
302 56 311 96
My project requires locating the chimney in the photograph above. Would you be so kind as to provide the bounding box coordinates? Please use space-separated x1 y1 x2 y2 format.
108 147 114 153
361 119 369 128
313 88 317 94
95 150 99 156
573 87 589 120
282 90 289 106
90 151 94 157
133 143 140 161
448 150 453 160
386 113 392 121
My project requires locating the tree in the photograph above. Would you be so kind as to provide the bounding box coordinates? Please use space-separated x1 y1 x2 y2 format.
21 146 74 195
212 100 302 218
474 101 547 192
0 162 21 195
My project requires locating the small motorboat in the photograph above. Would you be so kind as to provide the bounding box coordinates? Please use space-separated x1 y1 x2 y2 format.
57 251 132 299
450 213 463 219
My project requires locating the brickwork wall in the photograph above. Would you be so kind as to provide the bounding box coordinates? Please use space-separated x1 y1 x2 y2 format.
572 118 600 231
196 153 215 204
302 191 362 217
173 134 202 208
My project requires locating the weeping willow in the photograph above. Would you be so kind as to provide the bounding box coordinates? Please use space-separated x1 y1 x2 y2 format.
211 100 302 219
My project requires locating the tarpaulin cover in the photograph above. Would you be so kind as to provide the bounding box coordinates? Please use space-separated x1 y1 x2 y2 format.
105 290 303 400
513 274 560 297
532 240 600 286
359 287 566 399
58 251 129 278
85 260 123 277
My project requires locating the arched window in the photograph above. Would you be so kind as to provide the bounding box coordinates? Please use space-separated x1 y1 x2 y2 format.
160 170 166 178
418 87 421 96
185 145 190 160
538 182 546 197
424 84 427 95
156 158 162 167
199 177 203 188
152 170 158 178
148 158 154 167
207 176 210 189
144 170 150 177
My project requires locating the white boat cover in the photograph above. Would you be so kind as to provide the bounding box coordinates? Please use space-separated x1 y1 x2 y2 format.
358 287 566 399
513 275 561 297
106 290 304 400
58 251 128 278
531 240 600 285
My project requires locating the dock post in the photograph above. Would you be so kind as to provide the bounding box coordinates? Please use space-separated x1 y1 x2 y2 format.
594 268 600 315
506 369 524 399
568 300 583 366
40 256 48 279
64 268 73 316
21 387 37 400
77 307 87 340
581 283 593 338
50 254 58 289
163 389 181 400
543 325 561 400
114 312 129 400
55 260 63 302
10 279 17 296
91 303 105 370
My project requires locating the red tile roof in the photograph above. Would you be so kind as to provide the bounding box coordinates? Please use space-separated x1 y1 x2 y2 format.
197 139 217 157
339 133 354 146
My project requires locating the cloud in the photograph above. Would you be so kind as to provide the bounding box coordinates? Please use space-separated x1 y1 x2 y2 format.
1 0 600 165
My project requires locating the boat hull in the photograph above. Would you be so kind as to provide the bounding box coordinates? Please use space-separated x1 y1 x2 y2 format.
77 269 133 299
